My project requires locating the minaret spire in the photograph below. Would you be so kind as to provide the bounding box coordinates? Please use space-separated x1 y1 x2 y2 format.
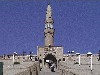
44 5 55 46
45 5 54 29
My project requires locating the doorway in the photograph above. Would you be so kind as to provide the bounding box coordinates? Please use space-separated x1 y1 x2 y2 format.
44 54 57 68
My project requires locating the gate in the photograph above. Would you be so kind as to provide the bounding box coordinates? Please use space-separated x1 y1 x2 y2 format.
0 62 3 75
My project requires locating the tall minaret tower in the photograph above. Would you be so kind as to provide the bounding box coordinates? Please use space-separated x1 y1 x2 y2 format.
38 5 63 69
44 5 54 46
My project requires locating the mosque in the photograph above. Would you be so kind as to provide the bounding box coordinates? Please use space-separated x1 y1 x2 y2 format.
37 5 63 69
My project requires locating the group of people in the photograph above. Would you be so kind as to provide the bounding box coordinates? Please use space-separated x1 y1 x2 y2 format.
45 60 56 72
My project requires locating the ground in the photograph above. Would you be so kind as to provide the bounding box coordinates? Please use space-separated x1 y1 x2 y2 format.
39 67 60 75
0 54 100 75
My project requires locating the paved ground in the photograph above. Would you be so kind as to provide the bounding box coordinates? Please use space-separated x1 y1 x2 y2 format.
39 67 60 75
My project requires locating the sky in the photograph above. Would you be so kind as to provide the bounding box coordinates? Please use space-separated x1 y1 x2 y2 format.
0 0 100 55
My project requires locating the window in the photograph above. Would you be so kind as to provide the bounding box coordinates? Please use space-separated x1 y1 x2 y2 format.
63 58 65 61
49 17 51 18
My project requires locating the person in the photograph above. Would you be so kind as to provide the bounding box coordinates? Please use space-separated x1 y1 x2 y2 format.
50 63 55 72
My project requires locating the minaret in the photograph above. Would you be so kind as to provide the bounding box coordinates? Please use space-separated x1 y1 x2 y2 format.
44 5 54 46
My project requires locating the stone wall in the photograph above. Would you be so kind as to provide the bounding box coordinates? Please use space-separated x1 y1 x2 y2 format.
15 62 40 75
58 62 78 75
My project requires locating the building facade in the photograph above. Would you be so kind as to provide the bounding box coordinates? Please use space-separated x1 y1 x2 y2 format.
37 5 63 69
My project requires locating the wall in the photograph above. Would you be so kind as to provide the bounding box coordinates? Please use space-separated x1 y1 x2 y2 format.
15 62 40 75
